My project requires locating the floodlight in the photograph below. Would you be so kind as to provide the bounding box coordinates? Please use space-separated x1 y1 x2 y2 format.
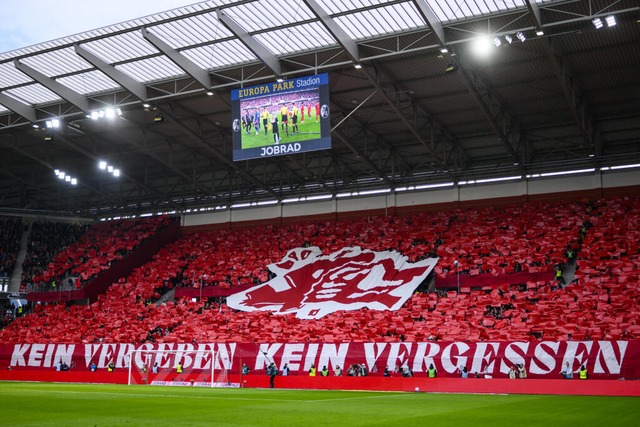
58 172 65 179
32 124 39 129
504 35 513 44
71 178 77 185
445 63 458 73
492 37 501 47
90 111 99 120
592 18 603 29
65 175 71 182
353 63 362 69
440 47 448 54
54 169 60 176
536 30 544 36
154 114 164 123
142 103 151 109
606 15 616 27
471 36 493 57
205 91 214 96
276 78 284 83
98 161 107 170
516 32 526 42
44 134 54 142
105 107 115 118
113 169 120 177
107 165 114 173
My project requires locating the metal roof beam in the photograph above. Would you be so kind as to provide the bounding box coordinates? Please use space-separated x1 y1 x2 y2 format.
413 0 446 47
13 60 90 112
215 9 281 76
141 28 211 89
524 0 544 34
0 93 36 122
303 0 359 61
74 44 148 102
455 60 520 164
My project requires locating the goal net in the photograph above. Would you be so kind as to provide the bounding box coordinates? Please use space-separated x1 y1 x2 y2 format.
127 349 230 387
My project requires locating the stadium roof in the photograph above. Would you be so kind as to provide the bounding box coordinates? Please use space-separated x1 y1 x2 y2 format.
0 0 638 218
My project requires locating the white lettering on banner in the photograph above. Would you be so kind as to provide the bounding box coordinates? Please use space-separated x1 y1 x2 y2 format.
260 143 302 157
193 344 214 369
364 343 388 371
594 341 627 374
412 342 440 373
530 342 560 374
563 341 594 371
10 344 30 367
303 343 319 371
318 343 349 372
98 344 117 368
386 343 413 371
117 344 135 368
281 344 305 370
470 342 499 375
256 344 282 370
500 342 529 374
3 341 636 379
441 342 470 373
27 344 46 367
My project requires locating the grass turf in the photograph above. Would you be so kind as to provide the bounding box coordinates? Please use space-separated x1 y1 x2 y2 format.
1 382 638 427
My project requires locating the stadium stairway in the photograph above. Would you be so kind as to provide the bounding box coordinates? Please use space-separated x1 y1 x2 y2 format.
8 219 31 292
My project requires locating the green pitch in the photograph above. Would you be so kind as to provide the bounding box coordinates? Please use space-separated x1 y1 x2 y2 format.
1 382 638 427
241 118 321 149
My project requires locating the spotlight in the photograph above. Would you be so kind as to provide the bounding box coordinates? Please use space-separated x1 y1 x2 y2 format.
98 161 107 170
154 114 164 123
445 63 458 73
32 124 40 129
606 15 616 27
516 32 526 42
592 18 603 29
353 63 362 69
471 36 493 57
492 37 502 47
504 35 513 44
142 103 151 109
536 30 545 36
44 134 54 142
276 78 284 83
205 91 214 96
439 47 448 54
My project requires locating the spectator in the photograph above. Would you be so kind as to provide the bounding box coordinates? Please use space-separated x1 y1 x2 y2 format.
508 366 517 379
281 363 290 376
241 363 250 375
517 364 527 379
459 366 469 378
427 363 437 378
90 362 97 372
561 362 573 379
334 365 342 377
579 365 589 380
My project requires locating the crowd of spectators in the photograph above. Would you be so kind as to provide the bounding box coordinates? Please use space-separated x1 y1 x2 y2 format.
0 216 23 279
1 195 638 347
21 221 89 291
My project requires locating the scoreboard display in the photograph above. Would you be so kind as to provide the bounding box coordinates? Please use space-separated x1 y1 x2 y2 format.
230 73 331 161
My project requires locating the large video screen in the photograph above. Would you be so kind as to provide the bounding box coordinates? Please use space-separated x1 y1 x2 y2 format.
230 73 331 161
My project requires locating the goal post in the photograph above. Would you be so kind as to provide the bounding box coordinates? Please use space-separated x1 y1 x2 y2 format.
127 348 219 387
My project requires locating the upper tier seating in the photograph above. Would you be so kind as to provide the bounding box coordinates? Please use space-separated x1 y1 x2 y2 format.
1 196 637 344
21 221 89 291
0 216 23 279
28 216 176 290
